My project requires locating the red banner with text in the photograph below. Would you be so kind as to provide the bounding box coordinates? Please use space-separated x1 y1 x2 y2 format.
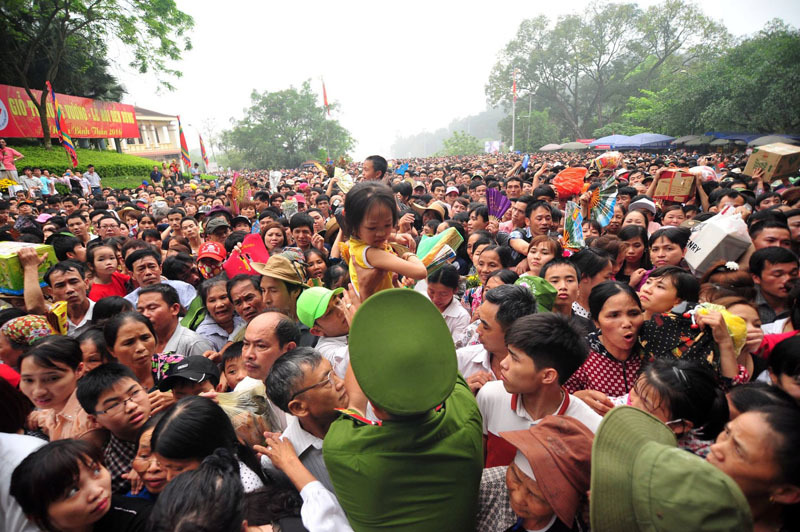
0 84 138 139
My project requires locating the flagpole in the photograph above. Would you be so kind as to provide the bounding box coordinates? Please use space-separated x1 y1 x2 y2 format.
321 76 330 163
511 69 517 153
526 93 532 152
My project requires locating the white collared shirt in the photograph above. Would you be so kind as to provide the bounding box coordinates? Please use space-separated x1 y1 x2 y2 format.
441 297 471 345
67 299 95 337
456 343 493 380
477 380 602 437
124 280 197 309
261 416 335 494
300 481 354 532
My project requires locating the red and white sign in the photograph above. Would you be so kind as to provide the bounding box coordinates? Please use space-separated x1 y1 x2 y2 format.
0 83 139 139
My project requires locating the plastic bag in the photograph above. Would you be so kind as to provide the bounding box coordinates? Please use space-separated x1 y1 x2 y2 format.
684 209 751 276
592 151 622 171
694 303 747 356
688 165 718 182
552 167 588 198
216 382 277 447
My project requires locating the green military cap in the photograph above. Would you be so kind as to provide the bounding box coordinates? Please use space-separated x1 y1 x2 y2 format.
590 406 752 532
349 289 457 416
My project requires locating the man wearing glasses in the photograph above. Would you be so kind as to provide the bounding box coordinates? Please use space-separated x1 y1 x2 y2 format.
97 214 123 239
77 363 152 494
257 347 349 493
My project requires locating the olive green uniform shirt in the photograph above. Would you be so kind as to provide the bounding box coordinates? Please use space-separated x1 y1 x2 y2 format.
323 376 483 531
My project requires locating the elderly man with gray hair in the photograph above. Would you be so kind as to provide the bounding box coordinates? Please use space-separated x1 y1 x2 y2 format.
256 347 349 494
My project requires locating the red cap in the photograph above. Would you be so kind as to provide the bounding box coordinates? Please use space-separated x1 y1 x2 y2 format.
198 241 226 262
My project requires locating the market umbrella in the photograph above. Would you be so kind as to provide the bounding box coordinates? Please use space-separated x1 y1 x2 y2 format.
615 133 675 149
589 135 632 148
710 138 747 146
539 143 562 151
671 135 700 146
684 135 713 147
748 135 800 147
560 142 590 151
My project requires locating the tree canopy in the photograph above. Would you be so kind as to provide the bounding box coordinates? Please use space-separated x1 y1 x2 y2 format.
623 20 800 135
437 131 484 156
0 0 194 147
485 0 730 142
220 81 355 170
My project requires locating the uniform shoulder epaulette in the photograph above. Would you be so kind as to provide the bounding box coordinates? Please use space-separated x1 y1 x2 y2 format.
335 408 382 426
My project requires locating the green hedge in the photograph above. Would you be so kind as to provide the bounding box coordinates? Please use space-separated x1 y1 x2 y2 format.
11 146 218 189
104 174 218 190
12 146 156 178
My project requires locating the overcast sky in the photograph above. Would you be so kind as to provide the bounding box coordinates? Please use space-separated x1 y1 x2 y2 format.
110 0 800 160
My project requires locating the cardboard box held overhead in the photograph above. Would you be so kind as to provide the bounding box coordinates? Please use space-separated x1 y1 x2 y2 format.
653 170 696 203
744 142 800 181
0 242 57 295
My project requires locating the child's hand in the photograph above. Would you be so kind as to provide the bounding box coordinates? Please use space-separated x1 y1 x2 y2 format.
392 232 416 252
400 276 416 289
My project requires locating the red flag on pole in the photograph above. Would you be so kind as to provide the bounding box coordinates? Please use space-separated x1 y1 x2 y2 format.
199 133 209 166
322 80 330 116
46 81 78 168
177 115 190 168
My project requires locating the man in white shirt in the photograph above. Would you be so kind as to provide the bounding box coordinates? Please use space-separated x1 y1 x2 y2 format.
123 248 197 308
84 164 102 195
260 347 349 493
135 284 213 358
477 313 601 468
456 285 536 394
43 261 94 337
18 167 40 196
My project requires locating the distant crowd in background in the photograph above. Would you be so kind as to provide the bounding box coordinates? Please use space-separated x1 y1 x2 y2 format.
1 144 800 532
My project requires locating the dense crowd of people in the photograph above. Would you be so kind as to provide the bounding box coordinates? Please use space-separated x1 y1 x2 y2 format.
1 144 800 531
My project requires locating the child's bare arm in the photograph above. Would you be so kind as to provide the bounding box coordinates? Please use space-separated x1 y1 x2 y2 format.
365 247 427 280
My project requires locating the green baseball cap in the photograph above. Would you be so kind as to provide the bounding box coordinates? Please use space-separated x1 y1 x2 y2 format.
348 289 457 416
296 286 344 328
590 406 752 532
